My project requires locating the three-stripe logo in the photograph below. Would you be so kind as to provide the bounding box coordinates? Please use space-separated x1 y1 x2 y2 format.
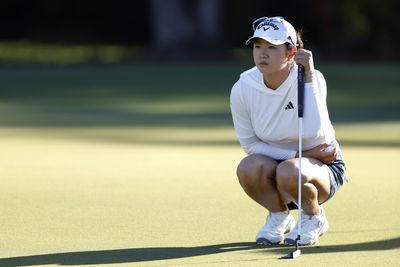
285 101 295 110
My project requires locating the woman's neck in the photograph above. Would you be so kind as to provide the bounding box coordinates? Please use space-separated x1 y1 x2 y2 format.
263 65 291 90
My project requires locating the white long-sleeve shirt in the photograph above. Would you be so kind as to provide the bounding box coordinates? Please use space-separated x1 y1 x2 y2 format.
230 64 335 160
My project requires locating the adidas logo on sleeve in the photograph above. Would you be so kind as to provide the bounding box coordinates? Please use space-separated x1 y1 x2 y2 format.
284 101 295 110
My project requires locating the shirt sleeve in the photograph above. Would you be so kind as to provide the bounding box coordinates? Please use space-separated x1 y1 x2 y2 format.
230 81 297 160
306 70 326 101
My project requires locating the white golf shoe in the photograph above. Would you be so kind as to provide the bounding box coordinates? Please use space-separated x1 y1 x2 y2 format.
256 211 295 245
284 206 329 246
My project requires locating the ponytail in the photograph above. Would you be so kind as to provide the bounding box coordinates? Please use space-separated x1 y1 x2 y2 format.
296 30 304 49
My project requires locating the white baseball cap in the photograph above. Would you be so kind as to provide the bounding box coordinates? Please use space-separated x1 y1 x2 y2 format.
245 16 297 46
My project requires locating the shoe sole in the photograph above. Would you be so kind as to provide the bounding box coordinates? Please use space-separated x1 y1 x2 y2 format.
284 223 329 246
256 238 280 245
284 238 315 246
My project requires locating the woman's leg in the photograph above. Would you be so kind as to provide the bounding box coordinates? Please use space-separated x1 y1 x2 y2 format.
275 157 331 215
236 154 296 244
236 154 287 212
276 157 332 245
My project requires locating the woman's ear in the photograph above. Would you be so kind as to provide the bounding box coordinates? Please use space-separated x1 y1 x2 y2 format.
288 47 297 60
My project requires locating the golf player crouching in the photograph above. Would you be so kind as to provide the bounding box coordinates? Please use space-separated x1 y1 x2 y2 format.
230 17 348 246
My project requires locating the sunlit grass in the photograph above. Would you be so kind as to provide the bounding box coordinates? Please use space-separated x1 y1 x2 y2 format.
0 62 399 266
0 121 398 148
335 122 400 145
0 125 399 266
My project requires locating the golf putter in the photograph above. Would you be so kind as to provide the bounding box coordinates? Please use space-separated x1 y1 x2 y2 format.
283 64 305 259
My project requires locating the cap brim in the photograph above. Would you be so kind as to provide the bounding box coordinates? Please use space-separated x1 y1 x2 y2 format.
245 36 286 46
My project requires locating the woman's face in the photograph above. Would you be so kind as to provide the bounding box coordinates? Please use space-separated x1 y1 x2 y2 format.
252 39 294 75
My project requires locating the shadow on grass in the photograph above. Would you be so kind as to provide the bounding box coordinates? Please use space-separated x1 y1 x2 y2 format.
0 242 263 266
1 237 399 266
1 103 399 127
0 63 399 129
301 236 400 255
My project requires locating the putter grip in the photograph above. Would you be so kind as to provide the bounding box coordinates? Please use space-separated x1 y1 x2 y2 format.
298 64 305 118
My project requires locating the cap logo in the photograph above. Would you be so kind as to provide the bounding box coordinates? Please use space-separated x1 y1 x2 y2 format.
257 21 279 31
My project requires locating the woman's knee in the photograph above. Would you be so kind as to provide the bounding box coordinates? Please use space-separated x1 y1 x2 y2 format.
236 155 262 180
276 160 299 191
236 154 277 186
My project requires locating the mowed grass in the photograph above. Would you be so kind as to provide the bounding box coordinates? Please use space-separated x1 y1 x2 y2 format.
0 63 399 266
0 126 399 266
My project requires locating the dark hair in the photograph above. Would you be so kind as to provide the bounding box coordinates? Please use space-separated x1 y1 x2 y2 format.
285 30 303 50
296 30 304 48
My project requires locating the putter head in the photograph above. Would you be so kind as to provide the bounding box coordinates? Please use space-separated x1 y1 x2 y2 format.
281 237 301 259
281 248 301 259
289 249 301 258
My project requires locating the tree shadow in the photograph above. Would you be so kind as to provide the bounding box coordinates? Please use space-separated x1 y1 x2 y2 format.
0 242 264 266
1 237 399 266
292 236 400 255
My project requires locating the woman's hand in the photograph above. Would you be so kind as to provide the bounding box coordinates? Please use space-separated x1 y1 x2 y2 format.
294 49 315 82
298 143 337 164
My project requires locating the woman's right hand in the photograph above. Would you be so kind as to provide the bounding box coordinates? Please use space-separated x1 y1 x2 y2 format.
299 143 337 164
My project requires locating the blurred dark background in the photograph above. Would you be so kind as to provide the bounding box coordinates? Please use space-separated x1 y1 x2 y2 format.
0 0 398 137
0 0 399 64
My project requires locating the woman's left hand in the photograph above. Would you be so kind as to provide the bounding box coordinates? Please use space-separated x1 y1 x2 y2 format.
302 143 337 164
294 49 315 82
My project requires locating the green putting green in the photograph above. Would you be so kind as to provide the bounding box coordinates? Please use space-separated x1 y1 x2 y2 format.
0 63 399 266
0 125 399 266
